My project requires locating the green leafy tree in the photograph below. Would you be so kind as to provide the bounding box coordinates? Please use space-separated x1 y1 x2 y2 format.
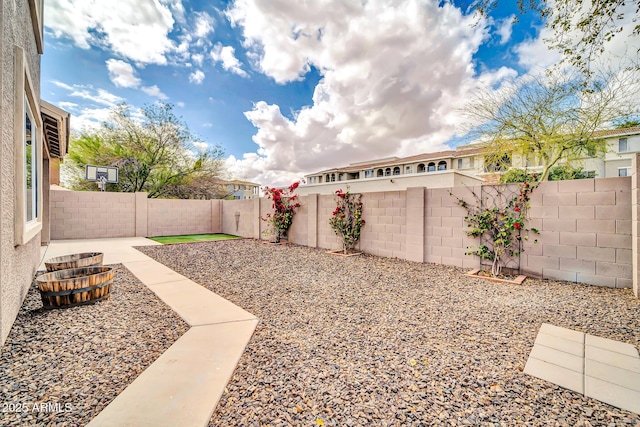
465 67 638 181
548 164 596 180
64 103 225 198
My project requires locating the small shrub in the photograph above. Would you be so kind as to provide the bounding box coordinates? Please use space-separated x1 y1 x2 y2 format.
261 181 302 243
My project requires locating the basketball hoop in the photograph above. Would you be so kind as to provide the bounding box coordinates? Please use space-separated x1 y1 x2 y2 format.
85 165 118 192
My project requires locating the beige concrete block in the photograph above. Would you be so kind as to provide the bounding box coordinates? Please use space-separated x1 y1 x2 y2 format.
426 235 442 246
538 230 559 245
535 332 584 356
426 254 442 264
441 216 462 228
559 232 596 247
616 249 633 265
617 278 633 288
524 357 584 394
585 376 640 414
441 237 462 248
544 192 576 206
558 179 595 193
616 190 632 205
558 206 595 219
432 227 453 237
597 233 631 249
386 207 401 217
87 320 259 427
576 273 617 288
543 218 577 232
594 177 630 192
616 219 632 235
379 199 393 208
529 206 559 219
432 246 452 257
385 240 402 252
596 205 631 220
577 219 616 234
577 246 615 262
431 207 452 217
392 197 406 208
384 190 402 200
525 255 560 270
543 269 577 282
577 191 616 206
543 244 576 259
405 244 424 263
597 260 635 279
560 257 596 275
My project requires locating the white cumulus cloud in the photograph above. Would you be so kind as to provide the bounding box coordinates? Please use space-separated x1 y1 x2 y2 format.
189 70 206 84
495 15 515 45
211 43 248 77
106 59 141 88
141 85 168 99
225 0 494 187
45 0 175 65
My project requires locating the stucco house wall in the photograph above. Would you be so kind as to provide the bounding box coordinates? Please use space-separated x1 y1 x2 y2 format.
0 0 44 346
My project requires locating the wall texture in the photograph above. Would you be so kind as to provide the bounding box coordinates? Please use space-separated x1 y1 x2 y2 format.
0 0 44 346
50 173 640 295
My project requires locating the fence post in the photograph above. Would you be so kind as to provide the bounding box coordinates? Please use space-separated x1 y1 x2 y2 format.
307 194 319 248
135 192 148 237
632 154 640 298
253 198 262 240
406 187 426 263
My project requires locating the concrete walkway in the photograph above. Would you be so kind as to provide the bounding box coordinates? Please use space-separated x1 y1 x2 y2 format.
524 323 640 414
40 237 258 427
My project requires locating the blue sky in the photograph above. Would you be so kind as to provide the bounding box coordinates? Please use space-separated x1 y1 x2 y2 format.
40 0 630 186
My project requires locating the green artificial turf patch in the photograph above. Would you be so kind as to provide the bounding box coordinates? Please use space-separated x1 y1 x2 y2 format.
149 233 241 244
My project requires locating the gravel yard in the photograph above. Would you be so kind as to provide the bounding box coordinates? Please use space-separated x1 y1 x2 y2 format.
0 265 188 427
137 239 640 426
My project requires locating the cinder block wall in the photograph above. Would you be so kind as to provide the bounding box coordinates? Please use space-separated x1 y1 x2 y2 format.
522 178 632 287
147 199 213 237
50 175 638 292
425 186 481 269
50 190 136 239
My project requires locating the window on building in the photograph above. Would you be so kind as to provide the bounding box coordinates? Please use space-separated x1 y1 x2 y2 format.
437 161 447 171
457 159 463 169
15 47 43 245
338 174 343 181
417 163 426 173
331 173 336 182
484 154 511 172
24 99 38 222
618 167 631 177
427 162 436 172
393 167 400 175
377 169 384 177
364 169 374 178
405 166 413 174
619 138 629 152
385 168 391 176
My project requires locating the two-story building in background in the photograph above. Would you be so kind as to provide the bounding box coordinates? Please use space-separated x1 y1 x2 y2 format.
298 127 640 195
222 179 260 199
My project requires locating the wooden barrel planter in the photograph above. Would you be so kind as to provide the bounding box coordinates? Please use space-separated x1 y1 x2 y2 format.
45 252 103 272
35 266 114 309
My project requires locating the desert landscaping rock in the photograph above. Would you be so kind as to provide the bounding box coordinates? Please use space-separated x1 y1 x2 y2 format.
0 264 188 426
138 239 640 426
